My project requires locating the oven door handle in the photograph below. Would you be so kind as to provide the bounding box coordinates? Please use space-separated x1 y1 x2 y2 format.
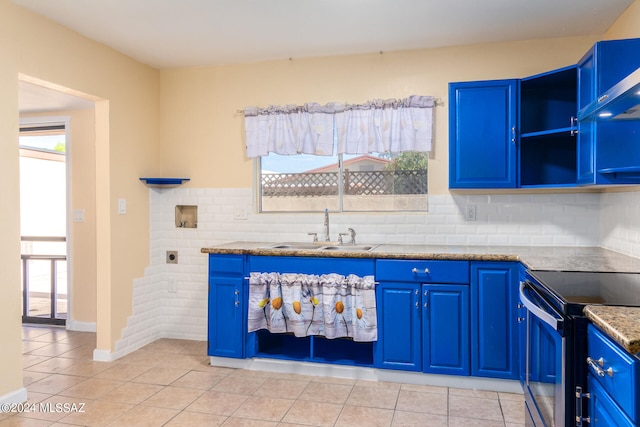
519 281 562 331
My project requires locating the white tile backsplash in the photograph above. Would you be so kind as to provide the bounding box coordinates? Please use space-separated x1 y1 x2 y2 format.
113 187 640 355
601 191 640 259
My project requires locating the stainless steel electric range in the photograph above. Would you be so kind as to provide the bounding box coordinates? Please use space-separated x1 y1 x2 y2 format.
520 270 640 426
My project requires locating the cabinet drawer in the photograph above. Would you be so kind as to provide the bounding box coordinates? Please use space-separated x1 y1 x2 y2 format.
375 259 469 283
209 254 244 275
587 324 640 423
249 256 374 277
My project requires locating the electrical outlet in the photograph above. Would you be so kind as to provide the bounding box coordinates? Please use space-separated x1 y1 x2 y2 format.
234 208 248 220
465 205 477 221
166 250 178 264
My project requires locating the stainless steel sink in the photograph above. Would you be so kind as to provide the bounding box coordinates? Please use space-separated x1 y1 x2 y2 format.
320 245 377 251
262 242 378 252
265 242 323 250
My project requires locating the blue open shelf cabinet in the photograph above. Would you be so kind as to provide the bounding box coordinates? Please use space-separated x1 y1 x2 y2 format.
139 177 190 188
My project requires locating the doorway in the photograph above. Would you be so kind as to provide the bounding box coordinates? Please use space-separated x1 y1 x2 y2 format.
19 120 69 325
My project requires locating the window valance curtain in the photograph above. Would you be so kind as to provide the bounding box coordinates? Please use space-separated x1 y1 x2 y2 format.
243 95 434 158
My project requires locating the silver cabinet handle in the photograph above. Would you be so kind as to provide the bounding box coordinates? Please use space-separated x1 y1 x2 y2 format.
234 289 240 307
598 94 609 103
587 357 613 377
412 267 430 274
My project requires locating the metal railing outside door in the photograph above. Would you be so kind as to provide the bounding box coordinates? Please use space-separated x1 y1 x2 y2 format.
21 236 67 325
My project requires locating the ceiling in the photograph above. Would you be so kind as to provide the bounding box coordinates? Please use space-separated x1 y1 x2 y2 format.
12 0 635 70
13 0 635 113
19 81 95 114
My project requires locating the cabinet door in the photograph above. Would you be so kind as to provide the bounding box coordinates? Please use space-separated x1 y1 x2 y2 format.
208 276 244 358
588 376 635 427
577 45 595 111
449 80 518 188
577 120 596 185
422 284 469 376
577 39 640 186
374 282 421 371
471 262 519 379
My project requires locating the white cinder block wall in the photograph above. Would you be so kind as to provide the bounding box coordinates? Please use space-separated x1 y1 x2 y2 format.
114 187 640 356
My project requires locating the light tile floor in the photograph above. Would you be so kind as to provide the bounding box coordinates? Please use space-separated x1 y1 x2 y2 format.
1 325 525 426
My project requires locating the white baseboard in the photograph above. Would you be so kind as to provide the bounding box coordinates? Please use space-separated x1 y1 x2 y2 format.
93 349 114 362
66 320 96 332
0 387 28 405
208 357 524 394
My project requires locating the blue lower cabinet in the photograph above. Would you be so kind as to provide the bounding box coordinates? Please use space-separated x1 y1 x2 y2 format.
208 254 246 359
208 276 245 358
375 282 422 371
374 282 470 375
422 284 470 376
587 324 639 424
471 262 519 379
588 376 634 427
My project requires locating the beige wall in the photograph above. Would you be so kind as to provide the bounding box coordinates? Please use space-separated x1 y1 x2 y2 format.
159 36 600 196
69 110 97 323
0 50 24 399
606 0 640 39
0 0 159 397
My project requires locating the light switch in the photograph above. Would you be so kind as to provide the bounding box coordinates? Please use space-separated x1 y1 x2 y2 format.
73 209 85 223
118 198 126 215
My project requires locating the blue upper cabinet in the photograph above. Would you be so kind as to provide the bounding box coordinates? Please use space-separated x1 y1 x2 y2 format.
450 38 640 190
578 38 640 112
577 38 640 186
519 66 578 188
449 68 579 189
449 80 518 188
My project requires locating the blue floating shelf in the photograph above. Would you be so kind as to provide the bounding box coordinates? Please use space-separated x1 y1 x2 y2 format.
139 177 190 188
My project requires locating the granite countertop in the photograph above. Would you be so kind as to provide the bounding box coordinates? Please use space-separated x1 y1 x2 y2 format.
201 241 640 356
201 242 640 273
584 305 640 356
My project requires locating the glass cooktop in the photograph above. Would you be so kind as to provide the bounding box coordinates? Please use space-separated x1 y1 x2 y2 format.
528 270 640 309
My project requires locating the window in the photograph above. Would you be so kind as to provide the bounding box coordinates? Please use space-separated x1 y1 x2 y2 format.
246 96 434 213
258 149 428 213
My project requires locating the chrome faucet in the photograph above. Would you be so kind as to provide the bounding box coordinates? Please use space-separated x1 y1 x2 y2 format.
339 228 357 245
323 208 330 242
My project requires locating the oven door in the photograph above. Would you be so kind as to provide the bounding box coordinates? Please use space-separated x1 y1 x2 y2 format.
520 281 567 427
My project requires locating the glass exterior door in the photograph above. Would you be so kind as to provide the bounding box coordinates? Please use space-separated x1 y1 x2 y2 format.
19 125 68 325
